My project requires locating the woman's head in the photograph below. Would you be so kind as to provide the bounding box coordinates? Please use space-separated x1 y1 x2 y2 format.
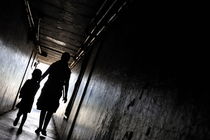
61 52 70 62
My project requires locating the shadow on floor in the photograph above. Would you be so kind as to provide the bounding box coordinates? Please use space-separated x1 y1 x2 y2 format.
0 108 58 140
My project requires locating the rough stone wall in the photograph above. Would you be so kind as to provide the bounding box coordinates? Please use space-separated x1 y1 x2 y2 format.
67 1 210 140
0 0 34 114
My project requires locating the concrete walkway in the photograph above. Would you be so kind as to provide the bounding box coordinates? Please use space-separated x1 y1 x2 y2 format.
0 108 59 140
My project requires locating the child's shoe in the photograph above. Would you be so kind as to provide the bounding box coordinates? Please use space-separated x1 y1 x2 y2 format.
35 127 42 134
13 118 19 126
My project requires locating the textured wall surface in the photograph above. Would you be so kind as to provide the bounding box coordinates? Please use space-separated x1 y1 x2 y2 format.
35 1 210 140
54 1 210 140
0 0 34 114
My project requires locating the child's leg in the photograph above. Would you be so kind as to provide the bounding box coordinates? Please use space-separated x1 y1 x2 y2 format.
19 113 27 129
17 113 27 134
13 110 22 126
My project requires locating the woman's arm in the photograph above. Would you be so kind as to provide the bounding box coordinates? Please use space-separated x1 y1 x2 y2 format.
63 72 70 103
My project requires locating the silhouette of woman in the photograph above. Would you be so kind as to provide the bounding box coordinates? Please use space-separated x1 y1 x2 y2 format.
35 52 71 136
13 69 42 134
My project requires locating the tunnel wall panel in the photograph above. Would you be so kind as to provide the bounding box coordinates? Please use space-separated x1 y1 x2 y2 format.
50 1 209 140
68 2 210 140
0 0 34 114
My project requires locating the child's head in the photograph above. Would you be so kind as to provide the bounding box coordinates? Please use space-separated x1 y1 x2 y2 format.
32 69 42 81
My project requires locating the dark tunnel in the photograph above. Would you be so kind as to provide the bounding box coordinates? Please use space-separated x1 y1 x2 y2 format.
0 0 209 140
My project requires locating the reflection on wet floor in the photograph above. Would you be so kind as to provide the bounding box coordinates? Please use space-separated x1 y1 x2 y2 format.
0 108 58 140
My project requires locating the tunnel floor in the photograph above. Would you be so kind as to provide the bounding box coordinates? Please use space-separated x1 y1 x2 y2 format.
0 108 58 140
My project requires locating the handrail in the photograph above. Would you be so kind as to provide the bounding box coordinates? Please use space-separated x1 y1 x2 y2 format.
70 0 130 69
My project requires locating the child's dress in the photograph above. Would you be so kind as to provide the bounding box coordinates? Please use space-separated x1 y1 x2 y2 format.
16 79 40 113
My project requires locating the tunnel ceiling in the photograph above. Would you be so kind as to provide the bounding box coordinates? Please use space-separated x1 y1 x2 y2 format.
29 0 103 66
27 0 131 67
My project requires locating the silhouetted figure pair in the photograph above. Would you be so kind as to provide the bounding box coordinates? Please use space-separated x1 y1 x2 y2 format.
13 52 71 136
35 52 71 136
13 69 42 134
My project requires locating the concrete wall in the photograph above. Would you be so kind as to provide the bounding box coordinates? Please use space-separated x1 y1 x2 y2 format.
0 0 34 114
54 1 209 140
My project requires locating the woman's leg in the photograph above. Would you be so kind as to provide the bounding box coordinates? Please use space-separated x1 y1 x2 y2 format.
42 111 53 136
39 110 47 129
19 113 27 128
35 110 46 134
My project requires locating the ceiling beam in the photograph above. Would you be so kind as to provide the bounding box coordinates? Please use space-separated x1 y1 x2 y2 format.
40 14 84 32
35 0 94 19
40 32 80 49
39 36 78 52
40 26 83 46
41 19 84 37
39 42 76 55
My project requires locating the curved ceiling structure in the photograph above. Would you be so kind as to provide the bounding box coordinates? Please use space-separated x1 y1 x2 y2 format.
25 0 132 68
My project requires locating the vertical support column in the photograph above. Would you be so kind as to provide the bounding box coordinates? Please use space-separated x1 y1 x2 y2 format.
67 41 102 140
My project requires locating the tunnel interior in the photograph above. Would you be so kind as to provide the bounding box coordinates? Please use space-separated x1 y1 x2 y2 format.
0 0 209 140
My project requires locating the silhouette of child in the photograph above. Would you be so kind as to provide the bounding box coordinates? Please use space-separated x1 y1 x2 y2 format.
13 69 42 134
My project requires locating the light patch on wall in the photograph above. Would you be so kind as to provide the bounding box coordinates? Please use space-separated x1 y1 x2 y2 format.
0 40 26 79
46 36 66 46
76 105 101 129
